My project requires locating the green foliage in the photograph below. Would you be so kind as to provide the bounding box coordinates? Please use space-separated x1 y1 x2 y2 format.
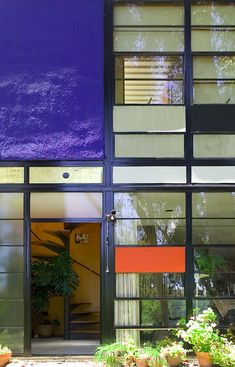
176 308 220 352
160 342 187 360
95 342 132 367
195 249 225 274
211 339 235 367
0 344 11 354
31 251 79 314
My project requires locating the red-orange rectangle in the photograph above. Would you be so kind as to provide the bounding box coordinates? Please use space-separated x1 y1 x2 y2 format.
115 247 185 273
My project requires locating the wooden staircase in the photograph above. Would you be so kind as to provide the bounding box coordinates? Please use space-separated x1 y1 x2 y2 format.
69 302 100 339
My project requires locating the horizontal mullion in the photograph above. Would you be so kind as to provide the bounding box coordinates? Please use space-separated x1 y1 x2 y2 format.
192 132 235 134
114 52 184 56
115 297 185 300
115 217 185 220
115 132 184 135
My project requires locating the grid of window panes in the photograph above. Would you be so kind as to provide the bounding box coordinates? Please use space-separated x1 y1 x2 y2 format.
192 192 235 329
113 1 185 160
0 193 24 353
114 192 186 344
192 1 235 161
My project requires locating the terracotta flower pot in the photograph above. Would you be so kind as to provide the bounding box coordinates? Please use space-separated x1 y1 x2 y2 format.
0 352 12 367
196 352 212 367
166 356 182 367
135 357 149 367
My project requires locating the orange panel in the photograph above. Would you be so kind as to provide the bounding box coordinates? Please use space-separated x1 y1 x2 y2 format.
115 247 185 273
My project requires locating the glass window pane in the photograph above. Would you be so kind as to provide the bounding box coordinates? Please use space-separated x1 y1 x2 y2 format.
193 219 235 245
30 192 102 218
29 167 103 184
192 192 235 218
114 4 184 26
116 329 175 345
194 135 235 158
116 273 185 298
194 81 235 104
113 106 186 132
192 3 235 26
115 300 186 327
114 28 184 52
115 56 184 104
0 247 23 272
194 248 235 297
192 166 235 183
0 328 24 354
193 300 235 328
113 166 186 184
0 167 24 184
193 56 235 79
0 274 23 299
0 193 23 219
0 220 23 245
115 192 185 219
114 219 186 245
115 134 184 158
0 300 24 327
192 29 235 52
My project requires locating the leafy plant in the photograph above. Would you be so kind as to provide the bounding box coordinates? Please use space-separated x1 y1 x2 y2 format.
95 341 133 367
160 342 187 360
31 251 79 317
176 308 220 353
0 344 11 354
210 338 235 367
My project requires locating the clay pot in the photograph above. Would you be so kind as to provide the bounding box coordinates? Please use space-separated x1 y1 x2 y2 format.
166 356 182 367
38 324 53 337
0 352 12 367
135 357 149 367
196 352 212 367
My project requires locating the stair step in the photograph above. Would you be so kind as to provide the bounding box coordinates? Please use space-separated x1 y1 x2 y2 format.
70 302 91 309
70 330 100 334
44 230 71 245
70 320 100 324
69 330 100 340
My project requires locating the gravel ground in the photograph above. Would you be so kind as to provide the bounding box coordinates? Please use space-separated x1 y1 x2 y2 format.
8 359 200 367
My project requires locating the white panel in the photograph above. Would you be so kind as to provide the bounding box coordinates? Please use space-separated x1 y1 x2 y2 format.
192 167 235 183
0 193 23 219
30 192 102 218
194 135 235 158
113 106 186 132
115 135 184 158
191 4 235 26
114 5 184 26
194 82 235 104
113 166 186 184
192 30 235 52
114 29 184 52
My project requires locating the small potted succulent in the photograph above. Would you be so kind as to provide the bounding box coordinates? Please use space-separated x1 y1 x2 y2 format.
0 345 12 367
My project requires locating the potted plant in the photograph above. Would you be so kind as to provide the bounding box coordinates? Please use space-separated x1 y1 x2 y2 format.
160 342 187 367
0 345 12 367
210 337 235 367
95 341 132 367
176 308 220 367
31 251 79 337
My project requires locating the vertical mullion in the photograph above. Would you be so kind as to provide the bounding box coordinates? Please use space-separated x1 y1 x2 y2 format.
184 0 193 184
24 191 31 355
186 191 193 320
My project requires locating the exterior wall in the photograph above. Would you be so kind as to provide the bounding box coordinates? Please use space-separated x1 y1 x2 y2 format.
0 0 104 160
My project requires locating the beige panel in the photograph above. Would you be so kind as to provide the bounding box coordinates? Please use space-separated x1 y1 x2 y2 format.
0 193 23 219
115 134 184 158
114 29 184 52
194 82 235 104
193 56 235 79
194 135 235 158
29 166 103 184
0 167 24 184
114 4 184 26
192 193 235 218
113 166 186 184
113 106 185 132
192 4 235 26
30 192 102 218
192 167 235 183
192 30 235 52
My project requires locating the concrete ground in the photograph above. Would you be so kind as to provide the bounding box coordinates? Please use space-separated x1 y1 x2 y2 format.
31 337 99 355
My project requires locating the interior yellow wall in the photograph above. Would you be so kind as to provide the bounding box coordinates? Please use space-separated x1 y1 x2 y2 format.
70 223 100 312
31 222 101 336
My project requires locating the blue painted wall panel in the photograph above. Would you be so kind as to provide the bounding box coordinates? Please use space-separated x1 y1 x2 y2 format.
0 0 104 160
